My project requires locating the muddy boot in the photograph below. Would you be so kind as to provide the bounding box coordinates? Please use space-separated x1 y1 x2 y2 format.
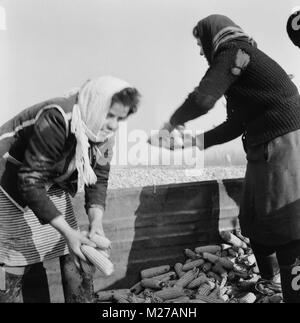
59 254 95 303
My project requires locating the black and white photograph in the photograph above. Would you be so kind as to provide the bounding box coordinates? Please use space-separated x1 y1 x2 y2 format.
0 0 300 309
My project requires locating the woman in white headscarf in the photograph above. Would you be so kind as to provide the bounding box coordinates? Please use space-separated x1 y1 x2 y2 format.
0 76 140 302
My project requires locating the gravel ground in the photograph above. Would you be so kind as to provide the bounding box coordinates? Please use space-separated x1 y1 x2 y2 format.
108 166 246 189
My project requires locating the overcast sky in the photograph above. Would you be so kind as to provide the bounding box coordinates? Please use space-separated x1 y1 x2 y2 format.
0 0 299 158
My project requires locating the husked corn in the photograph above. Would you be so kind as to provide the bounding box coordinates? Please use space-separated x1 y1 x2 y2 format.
154 287 185 301
174 263 185 278
79 259 96 275
153 271 176 282
195 245 221 254
187 273 209 289
202 252 220 263
175 268 199 288
184 249 200 260
197 283 212 296
90 234 111 250
218 257 234 270
80 245 114 276
202 262 212 273
141 278 165 289
130 281 144 295
207 271 222 283
212 262 227 276
182 259 205 271
114 293 130 303
141 265 170 279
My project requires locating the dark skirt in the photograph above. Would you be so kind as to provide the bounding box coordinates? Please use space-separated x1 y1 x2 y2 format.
239 129 300 246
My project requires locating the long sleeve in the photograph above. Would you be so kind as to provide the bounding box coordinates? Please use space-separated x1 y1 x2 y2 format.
169 43 240 127
203 112 244 149
18 109 68 224
84 137 114 213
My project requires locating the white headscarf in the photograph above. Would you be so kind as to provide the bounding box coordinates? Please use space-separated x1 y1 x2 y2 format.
71 76 131 187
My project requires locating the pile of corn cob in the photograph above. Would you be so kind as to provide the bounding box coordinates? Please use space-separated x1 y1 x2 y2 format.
95 230 283 303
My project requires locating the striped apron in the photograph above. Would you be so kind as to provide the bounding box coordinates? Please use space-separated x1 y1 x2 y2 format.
0 185 78 267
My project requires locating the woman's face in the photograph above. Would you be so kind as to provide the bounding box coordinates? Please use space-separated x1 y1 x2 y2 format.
98 102 130 140
196 38 204 56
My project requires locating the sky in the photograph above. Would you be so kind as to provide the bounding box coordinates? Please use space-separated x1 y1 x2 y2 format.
0 0 300 164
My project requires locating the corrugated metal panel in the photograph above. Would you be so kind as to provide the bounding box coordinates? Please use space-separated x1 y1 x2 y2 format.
72 178 244 292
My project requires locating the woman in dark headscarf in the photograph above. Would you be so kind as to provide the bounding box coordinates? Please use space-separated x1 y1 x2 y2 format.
157 14 300 303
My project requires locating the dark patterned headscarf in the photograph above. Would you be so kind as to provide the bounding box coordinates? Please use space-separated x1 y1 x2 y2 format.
193 14 256 64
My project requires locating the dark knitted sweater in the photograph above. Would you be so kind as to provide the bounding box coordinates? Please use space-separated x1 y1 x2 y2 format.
169 40 300 149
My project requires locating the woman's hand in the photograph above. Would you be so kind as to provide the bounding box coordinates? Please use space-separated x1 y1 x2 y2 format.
64 229 96 263
50 215 96 265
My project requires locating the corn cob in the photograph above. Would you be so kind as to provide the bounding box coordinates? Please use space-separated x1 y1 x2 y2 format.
221 250 228 257
209 286 220 298
166 280 178 288
238 292 257 303
202 252 220 263
80 245 114 276
220 276 228 290
227 271 237 282
95 290 114 302
212 262 227 277
174 263 185 278
187 273 209 289
154 287 185 301
202 262 212 273
90 234 111 250
220 294 229 302
197 283 212 296
141 278 166 290
220 231 248 249
184 248 201 260
152 271 177 283
79 258 96 275
130 281 144 295
182 259 205 271
175 268 199 288
207 271 222 283
218 257 234 270
195 245 221 254
140 265 170 279
195 294 225 303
